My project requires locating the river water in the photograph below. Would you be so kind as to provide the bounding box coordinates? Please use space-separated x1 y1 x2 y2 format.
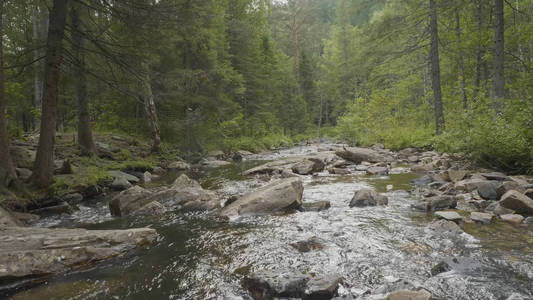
11 144 533 299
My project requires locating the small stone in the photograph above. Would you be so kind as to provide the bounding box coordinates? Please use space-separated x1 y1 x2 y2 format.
431 261 451 276
300 201 331 212
500 214 525 224
435 211 463 222
470 212 493 224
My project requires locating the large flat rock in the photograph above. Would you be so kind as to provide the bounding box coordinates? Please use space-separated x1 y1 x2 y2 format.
221 178 304 217
0 226 157 291
499 190 533 214
335 147 385 163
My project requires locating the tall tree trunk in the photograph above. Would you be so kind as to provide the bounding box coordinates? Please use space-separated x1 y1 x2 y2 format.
71 3 96 156
32 4 42 115
140 63 161 153
455 7 467 109
0 0 17 187
31 0 68 188
493 0 505 105
429 0 445 134
473 0 483 101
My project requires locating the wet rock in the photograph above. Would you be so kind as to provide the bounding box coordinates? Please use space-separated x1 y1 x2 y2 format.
384 289 432 300
435 211 463 223
290 237 324 252
110 177 133 191
426 219 463 235
523 216 533 224
108 170 140 184
411 175 433 186
292 159 325 175
208 150 225 159
300 201 331 212
202 160 231 168
221 178 303 217
109 186 154 216
131 201 166 216
499 190 533 214
500 214 525 224
0 226 157 291
355 164 369 171
82 184 103 198
242 270 342 300
470 212 493 224
167 161 190 171
479 172 510 181
374 279 415 295
335 147 385 163
328 168 351 175
497 181 526 199
407 156 419 163
412 195 457 212
153 166 167 175
446 170 469 183
149 174 219 211
29 202 74 216
366 166 388 176
233 150 253 162
431 261 452 276
61 192 84 205
455 178 491 193
142 171 152 183
0 207 24 227
332 160 350 168
491 204 515 216
525 189 533 199
428 181 446 189
349 189 388 207
476 181 499 200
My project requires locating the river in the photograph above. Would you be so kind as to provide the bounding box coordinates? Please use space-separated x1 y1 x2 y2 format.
11 144 533 299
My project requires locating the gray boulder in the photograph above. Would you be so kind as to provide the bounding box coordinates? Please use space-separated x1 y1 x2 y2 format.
335 147 385 163
497 181 526 199
328 168 350 175
366 166 388 176
499 190 533 214
131 201 166 216
292 159 325 175
412 195 457 212
500 214 525 224
109 186 154 216
0 226 157 291
435 211 463 223
108 170 140 184
111 176 133 191
221 178 304 217
470 212 493 224
242 270 342 300
167 161 190 171
349 189 388 207
149 174 219 211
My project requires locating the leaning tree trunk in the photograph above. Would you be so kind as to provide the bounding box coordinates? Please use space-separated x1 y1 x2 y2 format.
71 3 96 156
429 0 445 135
0 0 17 187
31 0 68 188
140 63 161 153
455 7 467 109
493 0 505 106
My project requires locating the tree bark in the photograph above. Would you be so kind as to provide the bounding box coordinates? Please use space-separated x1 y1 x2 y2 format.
0 0 17 187
31 0 68 188
140 63 161 153
71 3 96 156
473 0 483 101
32 4 42 114
455 7 467 109
429 0 445 135
493 0 505 104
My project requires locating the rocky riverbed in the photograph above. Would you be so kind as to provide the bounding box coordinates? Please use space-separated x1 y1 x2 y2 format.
2 143 533 299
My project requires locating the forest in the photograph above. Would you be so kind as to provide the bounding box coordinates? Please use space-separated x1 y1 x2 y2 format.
0 0 532 191
1 1 533 299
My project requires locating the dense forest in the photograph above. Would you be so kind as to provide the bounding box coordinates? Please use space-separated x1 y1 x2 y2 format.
0 0 532 191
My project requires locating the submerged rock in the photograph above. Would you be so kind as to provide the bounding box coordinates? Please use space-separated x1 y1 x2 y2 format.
292 159 325 175
221 178 304 217
242 269 342 300
349 189 388 207
0 226 157 291
290 237 324 253
300 201 331 212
